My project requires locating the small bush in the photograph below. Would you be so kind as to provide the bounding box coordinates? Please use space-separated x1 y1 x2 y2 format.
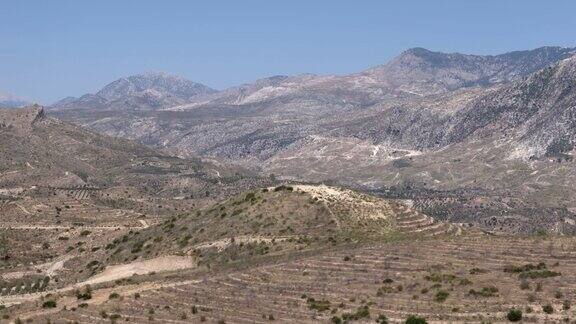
504 262 546 273
42 300 57 308
542 304 554 314
76 286 92 300
307 298 331 312
469 286 498 297
109 292 120 299
469 267 488 274
342 305 370 321
274 185 294 192
434 290 449 302
377 314 389 324
405 315 427 324
507 308 522 322
519 270 561 279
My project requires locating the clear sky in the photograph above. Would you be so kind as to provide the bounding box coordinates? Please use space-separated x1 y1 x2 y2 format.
1 0 575 104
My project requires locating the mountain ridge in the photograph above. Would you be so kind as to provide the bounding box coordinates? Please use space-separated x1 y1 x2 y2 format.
51 72 216 111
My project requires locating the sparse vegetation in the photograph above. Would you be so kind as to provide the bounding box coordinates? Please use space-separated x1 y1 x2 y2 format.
469 286 498 297
405 315 427 324
42 300 57 308
507 308 522 322
434 290 449 302
342 305 370 321
307 297 331 312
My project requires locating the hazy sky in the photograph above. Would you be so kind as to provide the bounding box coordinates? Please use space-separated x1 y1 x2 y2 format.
1 0 575 103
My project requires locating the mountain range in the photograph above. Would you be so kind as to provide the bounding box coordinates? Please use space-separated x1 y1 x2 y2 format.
47 45 576 234
50 46 576 163
4 45 576 322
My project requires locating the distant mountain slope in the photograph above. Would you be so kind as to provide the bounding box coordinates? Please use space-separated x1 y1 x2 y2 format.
0 105 260 200
0 91 31 108
167 46 576 111
446 55 576 157
50 47 576 191
51 72 216 111
363 46 576 96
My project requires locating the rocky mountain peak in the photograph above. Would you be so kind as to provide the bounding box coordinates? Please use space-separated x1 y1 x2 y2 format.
51 72 217 111
361 46 576 96
96 71 216 102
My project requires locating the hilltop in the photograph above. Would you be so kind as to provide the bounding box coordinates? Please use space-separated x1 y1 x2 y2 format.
98 184 464 269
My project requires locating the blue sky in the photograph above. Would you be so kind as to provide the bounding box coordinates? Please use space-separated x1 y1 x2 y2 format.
1 0 575 103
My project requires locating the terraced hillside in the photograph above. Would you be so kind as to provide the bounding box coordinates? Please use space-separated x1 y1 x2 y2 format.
97 185 465 268
0 184 471 321
6 233 576 323
0 106 272 310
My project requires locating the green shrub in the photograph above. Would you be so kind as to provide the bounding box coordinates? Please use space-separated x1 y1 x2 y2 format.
469 267 488 274
76 286 92 300
434 290 449 302
507 308 522 322
425 273 456 283
377 314 389 324
307 298 331 312
504 262 546 273
542 304 554 314
405 315 427 324
274 185 294 192
42 300 57 308
331 316 342 324
342 305 370 321
469 286 498 297
519 270 561 279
